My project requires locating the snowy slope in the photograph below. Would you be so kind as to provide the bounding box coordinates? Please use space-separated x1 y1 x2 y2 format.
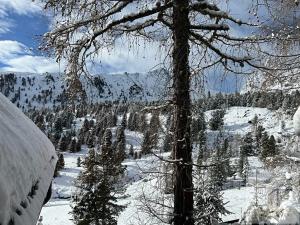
0 93 57 225
242 70 300 93
37 105 299 224
0 70 170 109
0 69 212 110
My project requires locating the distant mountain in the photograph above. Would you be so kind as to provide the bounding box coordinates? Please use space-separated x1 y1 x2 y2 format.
0 69 171 109
242 70 300 94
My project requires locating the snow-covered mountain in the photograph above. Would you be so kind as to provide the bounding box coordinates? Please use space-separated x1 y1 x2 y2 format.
0 70 170 109
242 70 300 94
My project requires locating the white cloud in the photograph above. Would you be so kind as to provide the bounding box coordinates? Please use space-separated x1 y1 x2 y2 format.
87 40 168 74
0 39 165 74
0 0 42 15
0 40 61 73
0 40 26 60
0 0 42 34
0 20 13 34
1 55 60 73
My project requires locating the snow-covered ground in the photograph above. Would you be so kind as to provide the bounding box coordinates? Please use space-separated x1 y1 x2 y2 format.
40 106 292 224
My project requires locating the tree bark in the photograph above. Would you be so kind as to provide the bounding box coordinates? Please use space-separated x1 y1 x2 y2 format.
172 0 193 225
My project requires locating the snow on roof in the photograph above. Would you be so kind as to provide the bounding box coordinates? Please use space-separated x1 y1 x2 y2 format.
0 93 57 225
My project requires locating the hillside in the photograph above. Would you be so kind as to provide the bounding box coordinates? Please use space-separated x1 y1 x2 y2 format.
0 70 170 109
2 70 300 224
34 105 300 225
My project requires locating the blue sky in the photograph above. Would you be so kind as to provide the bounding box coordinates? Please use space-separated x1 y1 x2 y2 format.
0 0 61 73
0 0 165 74
0 0 252 92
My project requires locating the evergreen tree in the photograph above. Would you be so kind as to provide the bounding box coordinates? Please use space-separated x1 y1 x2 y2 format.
196 129 207 167
208 150 227 189
76 140 82 152
149 112 160 133
163 130 173 153
261 133 278 159
148 112 160 149
194 175 229 225
238 147 246 177
82 118 90 133
115 127 126 161
129 144 134 158
86 131 95 148
120 112 127 130
53 117 63 141
68 139 77 153
137 112 147 133
222 138 232 177
57 135 68 152
116 141 126 163
72 132 124 225
255 125 265 154
141 130 152 155
107 113 117 127
77 157 81 167
128 113 137 131
241 132 254 156
133 151 138 160
54 153 65 177
241 156 250 183
209 110 225 131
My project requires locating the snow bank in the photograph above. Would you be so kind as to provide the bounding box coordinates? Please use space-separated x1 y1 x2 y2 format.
293 106 300 136
0 93 57 225
277 192 300 225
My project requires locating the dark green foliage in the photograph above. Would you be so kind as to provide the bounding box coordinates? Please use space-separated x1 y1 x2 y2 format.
115 127 126 161
141 130 153 155
143 112 160 154
82 118 90 133
53 117 63 141
120 113 127 130
255 125 265 153
77 157 81 167
68 139 77 153
107 113 117 127
191 112 206 142
209 110 225 131
238 148 246 178
208 137 232 188
86 131 95 148
137 113 147 132
57 135 69 152
76 140 82 152
129 145 134 158
240 132 254 156
116 141 126 162
260 133 278 159
194 176 229 225
133 151 138 160
72 129 124 225
54 153 65 177
127 113 138 131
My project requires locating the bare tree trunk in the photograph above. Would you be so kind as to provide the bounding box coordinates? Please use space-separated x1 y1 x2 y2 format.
172 0 193 225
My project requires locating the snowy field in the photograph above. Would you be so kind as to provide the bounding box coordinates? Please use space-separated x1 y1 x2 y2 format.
39 106 297 224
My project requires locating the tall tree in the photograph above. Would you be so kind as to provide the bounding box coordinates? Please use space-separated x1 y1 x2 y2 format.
42 1 300 224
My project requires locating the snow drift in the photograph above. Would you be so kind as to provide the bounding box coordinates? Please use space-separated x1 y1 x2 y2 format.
0 93 57 225
293 106 300 136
